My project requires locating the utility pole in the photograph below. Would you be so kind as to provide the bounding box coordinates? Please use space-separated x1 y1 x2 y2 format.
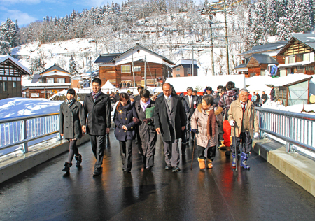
224 0 230 75
144 55 147 89
209 20 215 76
192 44 194 76
132 52 135 87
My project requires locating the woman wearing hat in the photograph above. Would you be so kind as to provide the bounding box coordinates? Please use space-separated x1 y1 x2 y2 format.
60 88 83 173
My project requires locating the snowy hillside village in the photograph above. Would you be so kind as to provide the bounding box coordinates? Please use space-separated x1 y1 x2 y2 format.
1 0 315 119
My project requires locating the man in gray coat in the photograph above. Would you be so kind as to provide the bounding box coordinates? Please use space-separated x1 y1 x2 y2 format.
81 78 111 176
154 83 186 172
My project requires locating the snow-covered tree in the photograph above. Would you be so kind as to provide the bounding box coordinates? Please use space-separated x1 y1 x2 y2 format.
69 56 77 75
266 0 278 36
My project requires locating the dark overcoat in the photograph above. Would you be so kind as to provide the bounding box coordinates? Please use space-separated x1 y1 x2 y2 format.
80 92 111 136
134 100 156 134
184 95 199 118
154 95 186 142
59 99 82 139
114 102 137 141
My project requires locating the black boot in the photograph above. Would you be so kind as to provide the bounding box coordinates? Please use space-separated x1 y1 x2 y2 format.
62 162 72 173
75 154 82 167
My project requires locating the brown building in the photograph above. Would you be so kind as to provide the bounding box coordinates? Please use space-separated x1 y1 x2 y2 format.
277 34 315 77
234 41 287 77
23 64 71 99
95 44 174 87
0 55 30 100
172 59 198 77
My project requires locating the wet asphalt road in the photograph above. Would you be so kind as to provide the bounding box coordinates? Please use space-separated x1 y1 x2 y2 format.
1 131 315 221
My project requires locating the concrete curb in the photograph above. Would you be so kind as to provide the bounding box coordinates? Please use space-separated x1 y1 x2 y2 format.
253 139 315 197
0 134 90 184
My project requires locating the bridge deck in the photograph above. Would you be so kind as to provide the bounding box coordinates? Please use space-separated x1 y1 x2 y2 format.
1 132 315 221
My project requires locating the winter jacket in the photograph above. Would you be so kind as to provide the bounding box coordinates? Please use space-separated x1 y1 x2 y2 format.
191 104 218 148
228 99 259 138
114 102 137 141
59 99 82 139
216 90 237 117
80 92 111 136
154 95 186 142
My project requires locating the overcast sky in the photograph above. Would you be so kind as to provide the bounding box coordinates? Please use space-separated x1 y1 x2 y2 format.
0 0 125 26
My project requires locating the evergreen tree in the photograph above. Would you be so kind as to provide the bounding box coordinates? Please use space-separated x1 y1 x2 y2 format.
296 0 312 33
266 0 278 36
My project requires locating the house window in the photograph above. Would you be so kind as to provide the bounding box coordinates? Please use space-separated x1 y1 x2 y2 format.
121 65 131 73
176 68 180 71
0 77 2 80
3 82 6 91
12 77 16 81
176 74 180 77
17 77 21 81
296 54 303 62
3 77 7 80
8 77 12 81
13 82 16 88
288 55 295 64
57 78 65 83
47 78 54 83
133 66 141 72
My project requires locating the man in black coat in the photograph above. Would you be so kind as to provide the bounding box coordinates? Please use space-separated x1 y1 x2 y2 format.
154 83 186 172
184 87 199 143
81 78 111 176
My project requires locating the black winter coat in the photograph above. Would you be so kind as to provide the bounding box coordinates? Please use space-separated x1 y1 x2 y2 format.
80 92 111 136
154 95 186 142
59 99 82 139
114 102 137 141
184 95 199 118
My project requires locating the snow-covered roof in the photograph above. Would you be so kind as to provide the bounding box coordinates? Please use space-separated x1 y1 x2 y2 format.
241 41 288 57
250 54 278 65
23 83 71 87
101 80 116 89
0 55 30 74
40 64 69 75
95 53 121 64
272 74 312 87
292 34 315 50
246 74 312 88
175 59 198 65
95 44 175 65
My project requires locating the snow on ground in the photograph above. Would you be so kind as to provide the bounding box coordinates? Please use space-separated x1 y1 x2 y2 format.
0 98 62 120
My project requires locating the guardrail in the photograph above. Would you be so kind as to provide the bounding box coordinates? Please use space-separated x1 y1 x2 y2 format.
0 113 60 155
255 107 315 155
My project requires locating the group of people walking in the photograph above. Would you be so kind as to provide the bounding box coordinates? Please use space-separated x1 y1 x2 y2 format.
59 78 259 176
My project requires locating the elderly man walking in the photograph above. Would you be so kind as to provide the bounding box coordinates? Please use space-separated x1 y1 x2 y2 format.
154 83 186 172
81 78 111 176
228 88 259 170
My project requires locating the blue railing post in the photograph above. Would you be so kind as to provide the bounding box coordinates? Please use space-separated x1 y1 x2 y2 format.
22 119 28 153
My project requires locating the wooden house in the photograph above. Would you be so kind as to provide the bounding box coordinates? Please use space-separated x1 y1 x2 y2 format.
23 64 71 99
95 44 174 87
172 59 198 77
234 41 287 76
277 34 315 77
0 55 30 100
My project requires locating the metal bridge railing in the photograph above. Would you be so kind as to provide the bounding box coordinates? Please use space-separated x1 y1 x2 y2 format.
255 107 315 155
0 113 60 156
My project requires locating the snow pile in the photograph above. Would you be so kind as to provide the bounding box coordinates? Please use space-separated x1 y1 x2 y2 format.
0 98 62 120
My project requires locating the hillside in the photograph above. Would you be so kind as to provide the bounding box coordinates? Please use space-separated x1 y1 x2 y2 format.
7 0 315 77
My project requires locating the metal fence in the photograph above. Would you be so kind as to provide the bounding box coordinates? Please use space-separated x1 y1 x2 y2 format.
0 113 60 155
255 107 315 154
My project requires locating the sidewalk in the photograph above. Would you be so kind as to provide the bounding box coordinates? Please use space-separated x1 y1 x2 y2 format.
253 138 315 197
0 134 90 184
